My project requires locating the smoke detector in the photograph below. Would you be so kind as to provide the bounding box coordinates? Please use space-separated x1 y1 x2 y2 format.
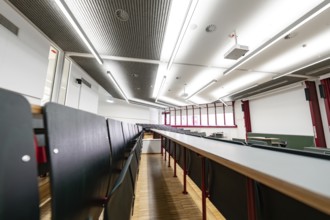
224 31 249 60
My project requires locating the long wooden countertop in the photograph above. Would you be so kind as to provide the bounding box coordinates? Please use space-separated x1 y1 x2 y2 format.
31 104 42 114
153 129 330 215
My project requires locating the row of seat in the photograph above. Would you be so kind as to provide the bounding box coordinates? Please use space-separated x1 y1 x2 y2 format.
0 88 143 220
144 124 330 220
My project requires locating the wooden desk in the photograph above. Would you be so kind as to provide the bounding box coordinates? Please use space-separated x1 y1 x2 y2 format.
153 129 330 216
31 104 42 114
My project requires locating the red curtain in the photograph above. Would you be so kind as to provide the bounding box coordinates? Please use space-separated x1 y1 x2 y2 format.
321 78 330 128
305 81 326 148
241 100 252 139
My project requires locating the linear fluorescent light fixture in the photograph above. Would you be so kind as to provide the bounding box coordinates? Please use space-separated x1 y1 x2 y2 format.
155 100 177 108
167 0 199 70
107 71 129 103
273 56 330 80
130 100 166 110
55 0 103 65
219 84 259 100
223 1 330 76
186 79 217 100
218 98 227 106
186 99 199 107
155 76 167 102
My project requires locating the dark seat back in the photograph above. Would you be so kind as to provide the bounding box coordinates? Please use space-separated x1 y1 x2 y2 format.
0 88 39 220
104 154 134 220
107 119 127 190
44 103 111 220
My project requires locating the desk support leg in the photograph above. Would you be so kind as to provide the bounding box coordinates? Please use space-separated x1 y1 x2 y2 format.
161 136 163 156
247 178 256 220
201 156 206 220
173 142 177 177
168 140 171 167
182 147 188 194
164 139 167 161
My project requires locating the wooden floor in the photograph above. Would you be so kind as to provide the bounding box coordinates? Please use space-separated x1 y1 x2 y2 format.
132 154 225 220
38 153 225 220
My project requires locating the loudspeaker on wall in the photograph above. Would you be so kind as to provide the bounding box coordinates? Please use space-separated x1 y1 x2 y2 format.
319 84 326 98
304 88 310 101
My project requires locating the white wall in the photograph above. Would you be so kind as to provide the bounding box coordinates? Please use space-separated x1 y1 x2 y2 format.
249 86 314 136
65 62 99 114
98 99 160 124
0 1 50 105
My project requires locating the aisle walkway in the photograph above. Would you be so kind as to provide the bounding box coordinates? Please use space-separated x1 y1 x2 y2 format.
132 154 202 220
132 154 224 220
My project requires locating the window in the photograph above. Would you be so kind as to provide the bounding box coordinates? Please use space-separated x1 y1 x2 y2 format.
200 104 208 126
208 104 216 126
58 58 71 105
216 103 225 126
225 105 234 126
176 109 181 126
182 108 187 126
194 107 200 126
170 109 175 125
187 107 193 126
41 46 58 105
162 101 236 127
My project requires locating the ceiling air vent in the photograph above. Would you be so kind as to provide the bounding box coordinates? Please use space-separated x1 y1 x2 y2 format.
115 9 129 21
0 14 19 35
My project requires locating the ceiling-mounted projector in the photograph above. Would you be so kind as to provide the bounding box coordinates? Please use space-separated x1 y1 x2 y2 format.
224 44 249 60
224 31 249 60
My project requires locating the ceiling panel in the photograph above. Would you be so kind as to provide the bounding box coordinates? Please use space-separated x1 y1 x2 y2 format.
239 6 330 75
71 56 159 101
228 76 307 101
65 0 171 59
291 57 330 77
5 0 330 107
8 0 89 53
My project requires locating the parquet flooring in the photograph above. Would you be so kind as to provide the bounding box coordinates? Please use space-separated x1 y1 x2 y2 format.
132 154 225 220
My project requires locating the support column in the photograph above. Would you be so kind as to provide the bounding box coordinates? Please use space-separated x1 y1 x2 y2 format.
168 140 171 167
201 156 206 220
164 139 167 161
246 178 256 220
182 147 188 194
173 143 177 177
161 136 163 156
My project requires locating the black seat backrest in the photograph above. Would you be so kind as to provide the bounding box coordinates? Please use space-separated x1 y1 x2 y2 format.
44 103 111 220
107 118 126 190
122 121 131 145
107 119 126 168
0 88 39 220
104 154 134 220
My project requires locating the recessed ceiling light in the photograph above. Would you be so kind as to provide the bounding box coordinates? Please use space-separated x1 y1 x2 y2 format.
115 9 129 21
130 73 139 78
205 24 216 33
137 87 141 90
